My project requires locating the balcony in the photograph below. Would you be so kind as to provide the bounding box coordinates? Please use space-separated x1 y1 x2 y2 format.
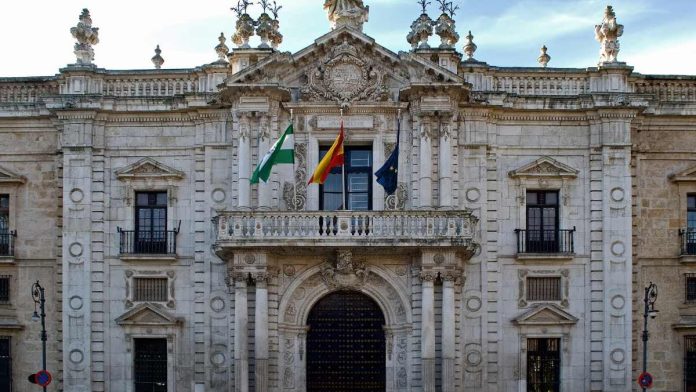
515 228 575 260
681 228 696 258
213 210 478 255
118 228 178 260
0 231 15 258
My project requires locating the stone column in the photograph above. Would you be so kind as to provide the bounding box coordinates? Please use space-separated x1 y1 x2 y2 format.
238 113 251 209
441 273 456 392
438 117 452 208
257 115 273 209
420 270 436 392
419 117 433 209
254 272 269 392
233 273 249 392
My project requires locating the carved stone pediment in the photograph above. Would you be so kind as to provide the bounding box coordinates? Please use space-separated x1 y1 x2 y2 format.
0 165 26 185
669 164 696 182
513 304 578 326
321 250 368 289
116 303 182 327
115 158 184 182
509 156 579 179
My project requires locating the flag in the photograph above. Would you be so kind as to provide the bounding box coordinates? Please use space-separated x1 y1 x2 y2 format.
308 122 345 185
375 117 400 194
251 124 294 184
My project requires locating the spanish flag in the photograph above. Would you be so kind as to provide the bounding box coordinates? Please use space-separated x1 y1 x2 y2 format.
308 122 345 184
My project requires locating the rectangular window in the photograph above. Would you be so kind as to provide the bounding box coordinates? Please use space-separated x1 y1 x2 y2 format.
526 190 560 253
0 337 10 392
135 191 168 253
527 277 562 302
133 278 168 302
0 195 9 257
320 147 372 211
685 336 696 392
527 338 560 392
687 274 696 303
134 338 168 392
689 195 696 229
0 277 9 304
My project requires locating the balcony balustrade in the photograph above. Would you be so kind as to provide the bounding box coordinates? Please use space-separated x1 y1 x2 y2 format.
0 231 15 257
681 228 696 256
214 210 478 252
118 228 178 256
515 228 575 255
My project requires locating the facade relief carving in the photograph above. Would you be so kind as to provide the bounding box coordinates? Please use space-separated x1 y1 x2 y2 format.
321 250 367 289
283 143 307 211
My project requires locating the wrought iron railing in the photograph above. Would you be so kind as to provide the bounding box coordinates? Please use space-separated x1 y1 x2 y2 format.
0 231 16 257
515 228 575 254
118 228 178 255
681 228 696 256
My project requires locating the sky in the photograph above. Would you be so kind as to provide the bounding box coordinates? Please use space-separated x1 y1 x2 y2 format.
0 0 694 77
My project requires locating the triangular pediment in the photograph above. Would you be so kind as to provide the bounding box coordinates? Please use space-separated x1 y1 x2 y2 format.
116 303 181 327
115 158 184 181
669 164 696 182
0 165 26 184
513 304 578 326
509 156 579 179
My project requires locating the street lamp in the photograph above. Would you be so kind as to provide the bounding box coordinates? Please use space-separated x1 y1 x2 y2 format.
641 282 658 391
31 280 47 391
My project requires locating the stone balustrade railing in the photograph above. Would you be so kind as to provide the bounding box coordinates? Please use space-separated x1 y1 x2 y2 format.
0 79 59 103
214 210 478 249
101 75 200 97
632 77 696 102
492 74 590 96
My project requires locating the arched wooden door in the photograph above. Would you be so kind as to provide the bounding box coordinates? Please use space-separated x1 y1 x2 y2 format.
306 290 386 392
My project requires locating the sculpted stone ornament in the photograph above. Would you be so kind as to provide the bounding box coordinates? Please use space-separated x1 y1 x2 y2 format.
321 250 368 289
256 13 275 49
408 13 435 50
151 45 164 69
595 5 624 64
214 33 229 63
463 31 478 61
434 0 459 48
70 9 100 65
269 2 284 50
324 0 369 31
538 45 551 68
231 1 255 48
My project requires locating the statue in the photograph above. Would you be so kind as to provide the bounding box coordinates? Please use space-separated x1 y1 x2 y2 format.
323 0 369 31
70 9 99 65
595 5 624 65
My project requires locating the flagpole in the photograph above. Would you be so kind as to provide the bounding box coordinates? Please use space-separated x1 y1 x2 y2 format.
290 108 296 208
395 108 401 209
340 108 346 211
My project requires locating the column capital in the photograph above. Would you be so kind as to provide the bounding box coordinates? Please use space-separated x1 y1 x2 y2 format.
419 270 437 283
253 271 270 286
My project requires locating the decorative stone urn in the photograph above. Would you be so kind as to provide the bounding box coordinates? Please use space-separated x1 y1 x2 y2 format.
463 31 478 60
256 13 274 49
410 13 434 50
232 13 255 49
70 8 100 65
434 13 459 49
269 19 283 50
214 33 229 63
595 5 624 64
538 45 551 68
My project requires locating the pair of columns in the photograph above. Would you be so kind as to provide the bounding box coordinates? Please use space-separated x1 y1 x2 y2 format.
420 270 458 392
238 114 274 210
418 116 453 209
233 271 270 392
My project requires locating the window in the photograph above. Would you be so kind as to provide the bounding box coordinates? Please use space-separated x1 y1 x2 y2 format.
135 191 168 253
689 195 696 229
527 277 561 302
0 337 10 392
320 147 372 211
686 195 696 255
0 276 8 304
686 336 696 392
687 274 696 303
526 191 560 252
133 278 168 302
527 338 560 392
134 338 167 392
0 195 9 256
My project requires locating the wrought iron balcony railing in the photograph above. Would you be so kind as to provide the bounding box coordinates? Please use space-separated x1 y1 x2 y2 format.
681 228 696 256
118 228 178 255
214 210 478 251
515 228 575 255
0 231 16 257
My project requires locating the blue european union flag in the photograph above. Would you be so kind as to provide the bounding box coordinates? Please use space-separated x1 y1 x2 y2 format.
375 118 400 195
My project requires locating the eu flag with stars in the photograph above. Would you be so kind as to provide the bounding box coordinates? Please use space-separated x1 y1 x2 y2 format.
375 117 400 195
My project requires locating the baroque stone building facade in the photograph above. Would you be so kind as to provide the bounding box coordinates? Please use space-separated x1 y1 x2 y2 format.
0 2 694 392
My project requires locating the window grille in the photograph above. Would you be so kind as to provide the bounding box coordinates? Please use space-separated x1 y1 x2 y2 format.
685 336 696 392
134 338 167 392
527 277 561 301
527 338 560 392
687 274 696 302
133 278 168 302
0 336 10 392
0 276 9 303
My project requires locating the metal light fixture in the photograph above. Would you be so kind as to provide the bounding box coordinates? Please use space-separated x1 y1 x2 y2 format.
31 280 48 391
641 282 658 391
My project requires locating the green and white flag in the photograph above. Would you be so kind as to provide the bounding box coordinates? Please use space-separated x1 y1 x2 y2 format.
251 124 294 184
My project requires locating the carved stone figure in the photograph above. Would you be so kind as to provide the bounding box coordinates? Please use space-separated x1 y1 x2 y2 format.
595 5 624 64
324 0 369 31
70 9 99 65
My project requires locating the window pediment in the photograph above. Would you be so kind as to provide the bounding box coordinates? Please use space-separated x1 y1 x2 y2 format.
669 164 696 182
115 158 184 182
0 166 26 185
513 304 578 326
116 303 182 327
509 157 579 179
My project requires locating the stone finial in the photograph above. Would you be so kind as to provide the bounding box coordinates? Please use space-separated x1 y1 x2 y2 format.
269 1 284 49
215 33 230 62
407 1 434 50
434 1 459 49
231 1 255 48
594 5 624 65
538 45 551 68
463 31 477 60
256 12 274 49
70 8 100 65
151 45 164 69
323 0 370 31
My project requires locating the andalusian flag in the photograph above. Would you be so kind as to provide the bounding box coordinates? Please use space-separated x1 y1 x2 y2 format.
251 124 294 184
308 122 345 185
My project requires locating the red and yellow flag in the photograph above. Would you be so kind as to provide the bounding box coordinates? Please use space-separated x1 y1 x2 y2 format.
308 122 345 184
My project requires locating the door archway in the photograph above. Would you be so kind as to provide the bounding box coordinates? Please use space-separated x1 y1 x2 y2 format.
306 290 386 392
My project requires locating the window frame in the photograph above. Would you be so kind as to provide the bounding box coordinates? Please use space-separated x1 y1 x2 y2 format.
688 194 696 229
526 337 561 392
133 337 168 392
525 190 561 252
526 276 562 302
0 336 10 392
133 277 169 303
319 146 373 211
685 335 696 392
0 276 9 304
134 191 169 254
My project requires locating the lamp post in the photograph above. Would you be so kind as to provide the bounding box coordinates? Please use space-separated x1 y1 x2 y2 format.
31 280 47 391
641 282 658 391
